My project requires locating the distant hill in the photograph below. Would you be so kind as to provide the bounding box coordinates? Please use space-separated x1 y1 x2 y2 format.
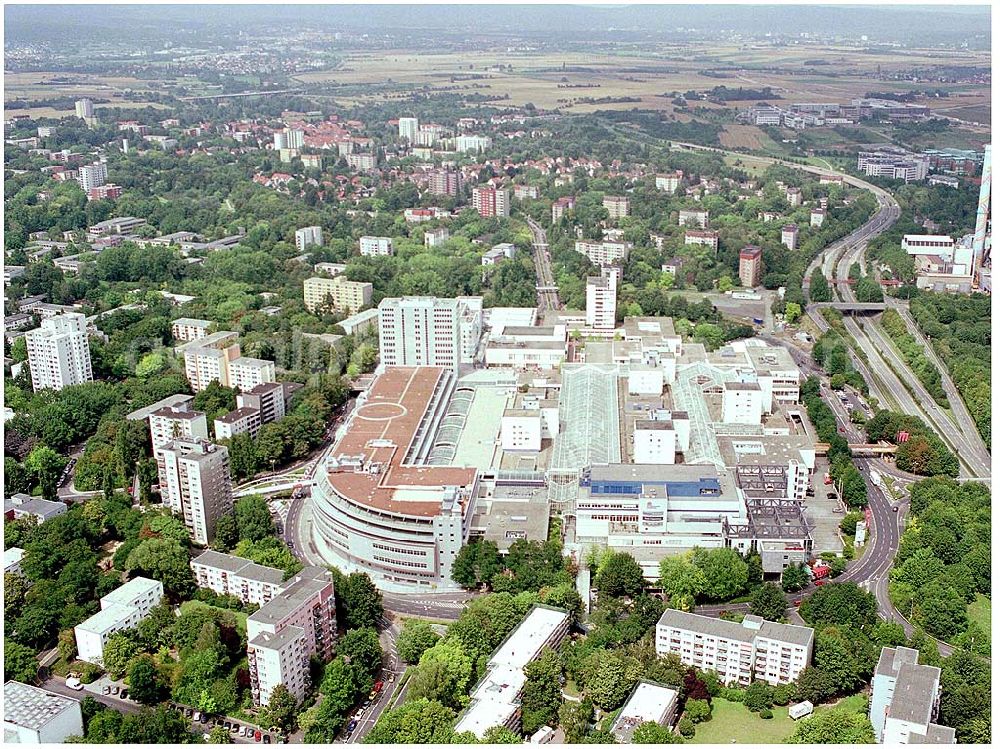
4 4 991 47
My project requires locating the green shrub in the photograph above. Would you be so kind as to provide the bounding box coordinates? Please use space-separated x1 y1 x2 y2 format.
760 708 773 720
678 717 695 738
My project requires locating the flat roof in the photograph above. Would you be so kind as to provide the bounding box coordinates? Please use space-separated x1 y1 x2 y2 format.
657 609 814 648
14 498 66 517
4 681 80 730
216 407 260 424
171 317 212 328
249 624 304 652
324 367 477 517
611 681 680 742
455 606 569 737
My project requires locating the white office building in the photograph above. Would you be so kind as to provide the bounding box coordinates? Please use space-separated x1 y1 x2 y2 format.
191 550 286 607
455 606 571 738
655 610 814 686
4 681 83 744
869 647 955 744
634 420 677 464
360 235 394 256
74 578 164 665
155 438 233 545
295 226 324 252
4 547 25 576
25 313 93 392
378 296 482 368
721 381 764 424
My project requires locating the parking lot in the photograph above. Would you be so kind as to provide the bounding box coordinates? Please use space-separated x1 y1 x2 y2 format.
77 675 282 744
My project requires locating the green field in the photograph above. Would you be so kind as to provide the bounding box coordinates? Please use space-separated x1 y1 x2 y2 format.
179 600 249 634
967 594 991 641
689 694 868 744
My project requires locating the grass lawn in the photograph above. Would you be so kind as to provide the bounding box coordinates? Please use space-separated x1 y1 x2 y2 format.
967 594 991 641
179 600 249 634
689 694 869 744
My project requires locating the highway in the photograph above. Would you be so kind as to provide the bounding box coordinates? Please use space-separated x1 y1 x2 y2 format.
525 216 562 311
886 298 992 476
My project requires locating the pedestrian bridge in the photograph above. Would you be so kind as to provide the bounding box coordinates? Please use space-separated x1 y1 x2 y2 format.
810 302 887 313
849 443 898 455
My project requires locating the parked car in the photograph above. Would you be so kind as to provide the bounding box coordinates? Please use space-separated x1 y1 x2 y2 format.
193 712 201 722
66 678 83 691
264 735 271 744
199 714 209 724
347 720 357 732
254 730 263 742
102 685 111 695
110 685 119 696
120 689 127 700
230 724 240 734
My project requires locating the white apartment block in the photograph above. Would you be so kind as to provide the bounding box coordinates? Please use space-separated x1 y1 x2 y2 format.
5 547 25 576
781 225 799 251
247 566 337 706
810 209 826 227
398 116 419 141
181 331 241 392
25 313 93 392
190 550 286 607
655 171 683 193
171 317 213 342
303 276 373 314
149 401 209 450
679 210 709 228
4 681 84 744
472 186 510 218
77 162 107 192
214 407 262 441
228 357 276 392
155 438 233 545
786 187 802 207
295 226 324 252
74 577 164 666
870 647 955 744
75 98 94 119
425 227 450 247
586 275 616 330
684 230 719 251
454 134 492 153
574 240 631 266
378 296 483 368
455 606 571 738
603 195 629 220
360 235 394 256
656 610 814 686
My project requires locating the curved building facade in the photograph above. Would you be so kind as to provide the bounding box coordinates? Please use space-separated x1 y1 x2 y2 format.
310 367 479 588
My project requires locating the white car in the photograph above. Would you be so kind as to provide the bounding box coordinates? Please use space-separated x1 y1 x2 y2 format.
65 677 83 691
